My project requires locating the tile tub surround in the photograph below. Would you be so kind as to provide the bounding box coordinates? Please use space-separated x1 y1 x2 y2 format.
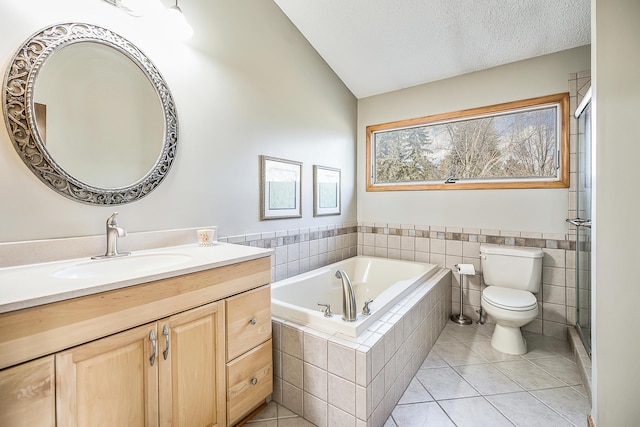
222 223 359 283
270 268 451 427
358 223 579 340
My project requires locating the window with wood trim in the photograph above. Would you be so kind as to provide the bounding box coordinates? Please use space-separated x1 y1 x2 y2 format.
366 93 569 191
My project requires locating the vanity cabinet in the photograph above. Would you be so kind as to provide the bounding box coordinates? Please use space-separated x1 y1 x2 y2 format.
0 256 272 427
55 302 225 427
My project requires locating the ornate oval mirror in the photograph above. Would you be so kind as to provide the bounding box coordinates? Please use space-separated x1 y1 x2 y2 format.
2 23 177 205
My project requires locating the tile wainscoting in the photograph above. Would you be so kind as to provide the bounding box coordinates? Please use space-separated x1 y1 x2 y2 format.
225 220 578 341
358 223 579 340
221 223 359 283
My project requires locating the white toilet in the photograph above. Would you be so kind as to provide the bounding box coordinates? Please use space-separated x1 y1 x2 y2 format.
480 245 543 355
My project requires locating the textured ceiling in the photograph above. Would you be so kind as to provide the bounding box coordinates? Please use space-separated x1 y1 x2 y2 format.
274 0 591 98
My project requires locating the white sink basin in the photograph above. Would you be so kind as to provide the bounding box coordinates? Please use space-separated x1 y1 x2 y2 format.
53 253 193 279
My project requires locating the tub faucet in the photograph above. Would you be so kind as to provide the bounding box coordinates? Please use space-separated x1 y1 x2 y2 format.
92 212 131 259
335 269 357 322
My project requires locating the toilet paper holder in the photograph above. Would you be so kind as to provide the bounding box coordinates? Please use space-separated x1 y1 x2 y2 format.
450 264 476 326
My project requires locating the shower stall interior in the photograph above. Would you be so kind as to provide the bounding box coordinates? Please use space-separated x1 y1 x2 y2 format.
569 87 592 356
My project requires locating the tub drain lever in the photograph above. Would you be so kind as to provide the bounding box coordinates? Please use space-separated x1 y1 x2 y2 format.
317 303 333 318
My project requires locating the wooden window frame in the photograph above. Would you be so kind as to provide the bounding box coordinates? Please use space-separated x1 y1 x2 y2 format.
366 93 570 191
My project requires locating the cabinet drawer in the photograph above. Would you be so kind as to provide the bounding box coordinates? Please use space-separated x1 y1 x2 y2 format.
226 285 271 361
226 339 272 426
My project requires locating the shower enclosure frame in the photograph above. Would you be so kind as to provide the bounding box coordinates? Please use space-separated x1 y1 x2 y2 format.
569 87 592 356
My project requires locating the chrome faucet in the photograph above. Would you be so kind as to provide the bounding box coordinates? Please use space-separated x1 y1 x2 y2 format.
92 212 131 259
335 269 357 322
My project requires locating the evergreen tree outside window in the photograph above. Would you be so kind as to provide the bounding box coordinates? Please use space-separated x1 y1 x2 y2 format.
366 93 569 191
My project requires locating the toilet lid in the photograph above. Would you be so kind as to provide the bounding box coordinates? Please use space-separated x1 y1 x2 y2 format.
482 286 537 311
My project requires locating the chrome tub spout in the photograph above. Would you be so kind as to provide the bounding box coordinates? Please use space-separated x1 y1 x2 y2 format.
335 269 357 322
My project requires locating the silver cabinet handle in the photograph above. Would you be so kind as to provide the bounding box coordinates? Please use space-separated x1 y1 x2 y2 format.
163 325 170 360
566 218 592 228
251 378 258 385
150 329 157 366
250 317 257 325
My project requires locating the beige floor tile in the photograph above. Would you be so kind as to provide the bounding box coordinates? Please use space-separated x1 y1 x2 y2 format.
439 396 513 427
432 341 487 366
486 392 575 427
531 387 592 426
454 363 523 395
277 417 316 427
419 350 448 369
415 366 479 400
493 360 567 390
245 420 278 427
443 324 492 342
462 339 522 362
247 401 278 422
530 356 583 386
383 416 397 426
397 378 434 404
391 402 455 426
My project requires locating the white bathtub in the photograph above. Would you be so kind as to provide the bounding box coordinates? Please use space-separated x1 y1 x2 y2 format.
271 256 439 337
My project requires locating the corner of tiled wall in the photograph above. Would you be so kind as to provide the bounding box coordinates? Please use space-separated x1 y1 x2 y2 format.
357 223 575 340
219 222 359 283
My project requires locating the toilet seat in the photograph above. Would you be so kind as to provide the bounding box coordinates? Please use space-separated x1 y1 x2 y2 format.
482 286 537 311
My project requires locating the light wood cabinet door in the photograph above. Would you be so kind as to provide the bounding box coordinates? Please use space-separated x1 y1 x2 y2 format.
159 301 226 427
0 355 55 427
56 322 159 427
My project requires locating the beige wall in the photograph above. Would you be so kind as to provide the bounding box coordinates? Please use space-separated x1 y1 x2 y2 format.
357 46 590 234
0 0 357 243
593 0 640 425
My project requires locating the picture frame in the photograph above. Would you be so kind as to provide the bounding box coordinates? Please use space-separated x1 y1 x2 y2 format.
313 165 341 216
260 155 302 220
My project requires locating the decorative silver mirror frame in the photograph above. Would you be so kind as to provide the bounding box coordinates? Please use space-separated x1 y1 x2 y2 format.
2 22 178 205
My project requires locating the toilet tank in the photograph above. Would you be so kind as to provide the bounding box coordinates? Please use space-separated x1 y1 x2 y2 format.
480 245 544 292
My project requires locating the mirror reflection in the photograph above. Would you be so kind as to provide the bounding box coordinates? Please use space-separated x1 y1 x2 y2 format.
2 22 177 205
34 42 164 189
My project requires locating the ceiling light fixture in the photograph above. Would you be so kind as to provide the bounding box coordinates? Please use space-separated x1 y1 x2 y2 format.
103 0 162 17
166 0 194 40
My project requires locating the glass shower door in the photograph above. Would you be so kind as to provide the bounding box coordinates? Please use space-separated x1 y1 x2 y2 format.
571 90 592 355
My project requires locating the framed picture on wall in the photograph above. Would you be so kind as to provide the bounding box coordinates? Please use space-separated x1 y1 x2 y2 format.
260 155 302 220
313 165 341 216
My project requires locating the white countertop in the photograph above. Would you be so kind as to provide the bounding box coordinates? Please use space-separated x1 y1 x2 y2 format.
0 242 272 314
